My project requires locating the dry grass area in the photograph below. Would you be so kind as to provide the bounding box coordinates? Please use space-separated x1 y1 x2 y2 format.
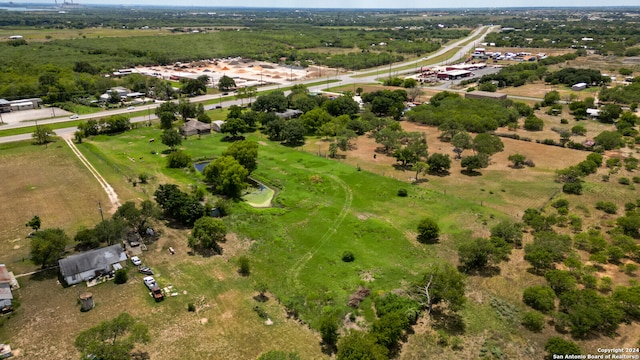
0 141 111 273
304 121 589 216
1 228 325 359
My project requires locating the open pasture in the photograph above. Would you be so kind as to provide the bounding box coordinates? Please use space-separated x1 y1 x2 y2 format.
0 141 111 273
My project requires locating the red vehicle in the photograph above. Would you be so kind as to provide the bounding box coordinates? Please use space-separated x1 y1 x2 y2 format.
143 276 164 302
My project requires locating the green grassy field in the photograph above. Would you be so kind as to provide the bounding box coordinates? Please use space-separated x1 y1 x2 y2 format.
0 126 511 358
2 120 637 358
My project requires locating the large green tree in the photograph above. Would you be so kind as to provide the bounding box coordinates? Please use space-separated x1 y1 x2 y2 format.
203 156 249 198
32 125 55 145
74 312 149 360
218 75 236 91
30 228 69 268
222 140 259 174
473 133 504 155
161 129 182 150
220 118 249 138
188 216 227 253
336 331 388 360
415 263 466 314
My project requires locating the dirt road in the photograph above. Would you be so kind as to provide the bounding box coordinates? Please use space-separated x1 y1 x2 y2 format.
63 135 121 213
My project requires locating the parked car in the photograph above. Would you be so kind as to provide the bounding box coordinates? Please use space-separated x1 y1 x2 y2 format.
138 266 153 275
130 256 142 266
143 276 164 302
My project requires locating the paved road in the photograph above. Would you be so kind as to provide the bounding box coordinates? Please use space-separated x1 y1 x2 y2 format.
0 25 496 144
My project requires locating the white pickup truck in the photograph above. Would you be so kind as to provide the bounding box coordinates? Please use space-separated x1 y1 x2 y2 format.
142 276 164 302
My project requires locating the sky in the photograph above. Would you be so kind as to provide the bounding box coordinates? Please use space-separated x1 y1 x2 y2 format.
14 0 640 8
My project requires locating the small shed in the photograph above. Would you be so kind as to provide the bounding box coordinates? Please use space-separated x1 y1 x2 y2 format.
586 108 600 118
212 120 225 132
58 244 127 286
572 83 587 91
180 120 211 136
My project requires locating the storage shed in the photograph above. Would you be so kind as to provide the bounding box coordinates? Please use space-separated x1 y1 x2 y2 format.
572 83 587 91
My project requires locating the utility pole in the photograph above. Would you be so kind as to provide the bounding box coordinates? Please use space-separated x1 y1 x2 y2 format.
98 201 104 222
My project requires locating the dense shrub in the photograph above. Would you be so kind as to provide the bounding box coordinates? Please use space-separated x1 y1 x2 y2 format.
417 217 440 243
397 188 408 197
114 269 128 284
167 150 192 169
524 116 544 131
523 285 556 312
342 251 355 262
521 311 545 332
595 201 618 214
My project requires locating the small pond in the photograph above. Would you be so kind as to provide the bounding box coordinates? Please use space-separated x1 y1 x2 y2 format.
194 161 275 207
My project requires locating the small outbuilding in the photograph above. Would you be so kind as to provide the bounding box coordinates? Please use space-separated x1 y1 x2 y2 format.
180 119 211 136
571 82 587 91
212 120 225 132
58 244 127 286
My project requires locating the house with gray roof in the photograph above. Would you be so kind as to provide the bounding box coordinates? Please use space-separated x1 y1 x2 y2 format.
180 119 211 136
275 109 303 120
58 244 127 286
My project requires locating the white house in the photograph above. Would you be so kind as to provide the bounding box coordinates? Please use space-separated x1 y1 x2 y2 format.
58 245 127 285
212 120 225 132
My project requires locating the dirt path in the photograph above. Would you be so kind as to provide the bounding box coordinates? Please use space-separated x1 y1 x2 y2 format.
63 135 121 213
287 173 353 289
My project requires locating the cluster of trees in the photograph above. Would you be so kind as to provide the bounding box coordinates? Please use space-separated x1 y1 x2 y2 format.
29 201 161 268
478 62 547 88
153 184 206 226
75 312 149 360
556 152 606 195
518 195 640 339
600 81 640 105
544 68 609 87
76 115 131 140
334 264 466 359
362 89 408 119
406 92 522 133
457 220 522 273
156 99 209 129
75 200 160 251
